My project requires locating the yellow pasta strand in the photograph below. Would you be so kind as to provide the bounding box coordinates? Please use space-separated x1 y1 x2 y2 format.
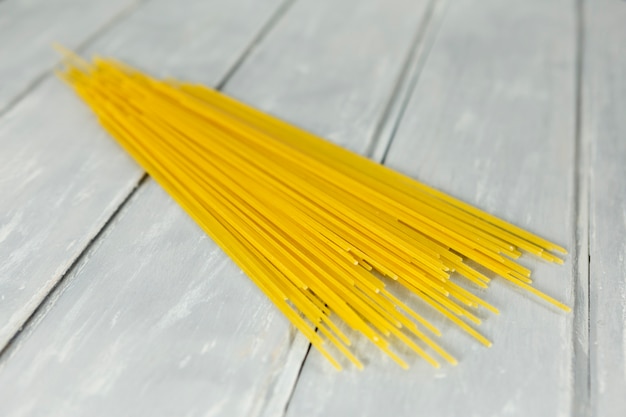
56 51 570 371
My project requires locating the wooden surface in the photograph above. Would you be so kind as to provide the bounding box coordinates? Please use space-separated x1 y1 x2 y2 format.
585 1 626 416
0 0 141 114
0 0 623 416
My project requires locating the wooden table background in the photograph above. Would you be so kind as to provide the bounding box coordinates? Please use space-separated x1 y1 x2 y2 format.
0 0 624 416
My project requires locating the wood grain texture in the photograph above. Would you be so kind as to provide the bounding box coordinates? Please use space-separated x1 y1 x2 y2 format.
585 0 626 415
0 0 140 115
0 0 284 352
0 0 432 415
286 1 578 416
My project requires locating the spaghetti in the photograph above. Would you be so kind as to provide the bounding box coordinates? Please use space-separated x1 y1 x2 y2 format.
57 50 569 370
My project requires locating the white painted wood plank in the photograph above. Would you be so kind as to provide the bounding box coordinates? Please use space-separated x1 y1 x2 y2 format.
287 1 577 416
585 1 626 415
0 0 285 351
0 0 140 114
0 0 433 415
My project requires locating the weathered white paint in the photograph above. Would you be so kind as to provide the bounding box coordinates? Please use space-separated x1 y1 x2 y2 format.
287 1 578 416
585 1 626 416
0 0 141 114
0 0 285 352
0 0 433 416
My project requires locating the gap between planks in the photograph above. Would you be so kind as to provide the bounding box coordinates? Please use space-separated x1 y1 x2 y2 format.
0 175 147 359
572 0 591 416
371 0 448 163
216 0 295 90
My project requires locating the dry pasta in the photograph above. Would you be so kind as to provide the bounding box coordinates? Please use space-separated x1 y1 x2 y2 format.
56 48 569 370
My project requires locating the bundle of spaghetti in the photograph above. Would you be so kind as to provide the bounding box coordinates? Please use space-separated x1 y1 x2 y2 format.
56 51 569 370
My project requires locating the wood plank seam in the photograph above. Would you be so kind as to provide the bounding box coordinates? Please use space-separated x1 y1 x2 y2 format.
368 0 446 161
215 0 295 90
572 0 591 415
270 341 312 417
0 0 293 356
258 330 312 417
584 0 626 414
0 175 148 360
0 0 150 120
